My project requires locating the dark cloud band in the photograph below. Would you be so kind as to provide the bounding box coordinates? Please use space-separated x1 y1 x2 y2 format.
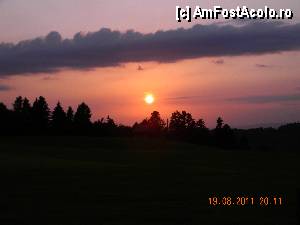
227 93 300 104
1 21 300 76
0 84 13 91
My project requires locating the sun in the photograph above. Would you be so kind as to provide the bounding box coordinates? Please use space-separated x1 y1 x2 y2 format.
144 93 155 105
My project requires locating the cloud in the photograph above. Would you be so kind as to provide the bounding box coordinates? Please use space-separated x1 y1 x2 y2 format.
166 95 201 101
42 76 59 81
1 21 300 76
212 59 224 65
227 93 300 104
165 95 212 103
255 64 273 68
0 84 13 91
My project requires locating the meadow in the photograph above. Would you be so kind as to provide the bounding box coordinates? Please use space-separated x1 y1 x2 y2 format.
0 136 299 225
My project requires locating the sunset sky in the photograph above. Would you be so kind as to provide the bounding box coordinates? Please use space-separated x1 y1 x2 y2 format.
1 0 300 127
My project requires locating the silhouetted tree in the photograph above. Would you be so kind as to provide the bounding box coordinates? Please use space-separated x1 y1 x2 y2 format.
214 117 236 148
148 111 165 136
222 124 235 148
0 102 12 134
66 107 74 122
22 98 31 114
93 118 104 135
169 111 196 139
214 117 224 146
103 116 117 135
12 96 32 133
132 111 165 137
216 117 224 129
22 98 32 132
106 116 116 127
196 119 206 129
13 96 23 114
12 96 24 132
133 119 149 136
0 102 8 114
65 106 74 132
51 102 67 133
74 102 92 133
193 118 211 144
32 96 50 132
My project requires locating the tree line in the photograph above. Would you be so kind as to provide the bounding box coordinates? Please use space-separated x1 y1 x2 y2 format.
0 96 249 149
1 96 299 150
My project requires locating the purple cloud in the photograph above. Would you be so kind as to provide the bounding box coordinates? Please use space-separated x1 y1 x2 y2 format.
1 21 300 76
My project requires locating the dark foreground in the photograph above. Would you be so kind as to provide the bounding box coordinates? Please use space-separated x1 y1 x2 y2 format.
0 136 299 225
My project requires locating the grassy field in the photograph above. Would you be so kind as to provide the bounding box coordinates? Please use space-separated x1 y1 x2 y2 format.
0 136 299 225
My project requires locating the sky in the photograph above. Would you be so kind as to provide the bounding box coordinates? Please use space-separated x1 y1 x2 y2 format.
0 0 300 128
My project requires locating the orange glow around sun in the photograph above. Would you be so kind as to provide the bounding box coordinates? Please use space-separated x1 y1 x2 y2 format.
144 93 155 105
